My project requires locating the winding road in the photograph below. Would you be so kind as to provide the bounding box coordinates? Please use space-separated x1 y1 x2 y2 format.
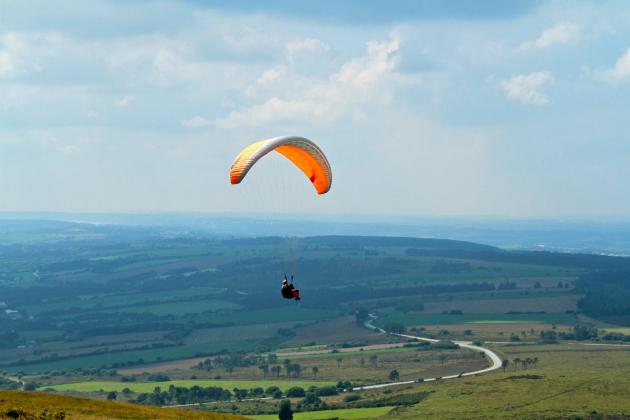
352 314 502 391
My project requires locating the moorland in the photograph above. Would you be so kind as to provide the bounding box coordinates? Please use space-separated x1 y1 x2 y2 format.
1 219 630 419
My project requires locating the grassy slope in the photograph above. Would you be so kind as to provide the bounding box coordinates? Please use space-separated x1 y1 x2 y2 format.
0 390 243 420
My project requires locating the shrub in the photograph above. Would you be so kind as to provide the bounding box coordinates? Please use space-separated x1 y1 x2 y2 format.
286 386 305 398
314 386 337 396
23 382 37 391
265 386 280 396
344 394 361 402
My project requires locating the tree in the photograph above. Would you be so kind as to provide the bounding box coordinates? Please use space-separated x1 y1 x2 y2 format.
288 363 302 378
271 365 281 378
360 358 365 367
384 321 405 334
336 358 343 368
388 370 400 382
107 391 117 401
439 354 448 366
259 364 269 378
312 366 319 378
369 355 378 368
278 400 293 420
513 358 521 369
502 359 509 372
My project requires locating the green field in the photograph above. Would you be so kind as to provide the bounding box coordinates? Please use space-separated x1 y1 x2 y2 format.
247 406 394 420
48 379 337 393
22 287 226 315
198 308 340 326
101 299 241 315
375 311 577 327
5 340 260 374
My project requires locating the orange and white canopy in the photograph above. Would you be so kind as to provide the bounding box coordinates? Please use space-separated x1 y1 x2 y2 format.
230 136 332 195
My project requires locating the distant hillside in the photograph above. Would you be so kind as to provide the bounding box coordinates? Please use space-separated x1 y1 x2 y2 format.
0 390 243 420
303 235 500 252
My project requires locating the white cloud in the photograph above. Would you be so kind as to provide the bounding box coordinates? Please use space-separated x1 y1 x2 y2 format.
501 71 554 105
256 66 286 85
215 35 401 128
520 24 580 50
182 116 210 128
604 48 630 81
115 95 135 107
60 145 80 155
0 51 14 78
286 38 329 58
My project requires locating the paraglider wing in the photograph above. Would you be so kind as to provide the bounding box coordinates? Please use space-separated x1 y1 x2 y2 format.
230 136 332 194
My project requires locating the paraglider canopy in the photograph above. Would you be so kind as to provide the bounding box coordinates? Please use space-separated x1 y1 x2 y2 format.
230 136 332 194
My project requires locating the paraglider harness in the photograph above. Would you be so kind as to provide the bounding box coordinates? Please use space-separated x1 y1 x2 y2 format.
281 275 300 300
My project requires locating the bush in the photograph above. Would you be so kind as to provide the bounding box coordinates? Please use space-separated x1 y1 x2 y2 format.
336 380 353 390
314 386 337 396
286 386 305 397
265 386 280 396
23 382 37 391
147 373 170 382
344 394 361 402
301 392 321 405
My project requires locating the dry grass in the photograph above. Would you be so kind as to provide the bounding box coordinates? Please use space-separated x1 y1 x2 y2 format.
387 343 630 419
0 390 243 420
415 322 573 341
284 316 391 347
422 295 581 315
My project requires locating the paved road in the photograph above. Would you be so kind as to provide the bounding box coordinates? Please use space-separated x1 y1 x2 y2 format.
353 314 502 391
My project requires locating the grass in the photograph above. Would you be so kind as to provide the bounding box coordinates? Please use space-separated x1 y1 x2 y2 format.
375 311 577 327
5 340 260 374
22 287 225 315
247 406 394 420
603 327 630 335
198 308 339 326
101 299 241 315
47 379 337 393
0 390 242 420
387 343 630 419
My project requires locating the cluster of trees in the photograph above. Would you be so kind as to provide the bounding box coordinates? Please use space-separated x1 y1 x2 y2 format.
134 382 354 407
135 385 231 406
577 271 630 318
538 325 599 341
0 331 20 348
502 357 539 371
496 281 518 290
429 260 472 274
540 325 630 342
195 353 312 379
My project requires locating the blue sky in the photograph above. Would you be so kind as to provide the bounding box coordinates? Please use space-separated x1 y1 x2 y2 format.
1 0 630 217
